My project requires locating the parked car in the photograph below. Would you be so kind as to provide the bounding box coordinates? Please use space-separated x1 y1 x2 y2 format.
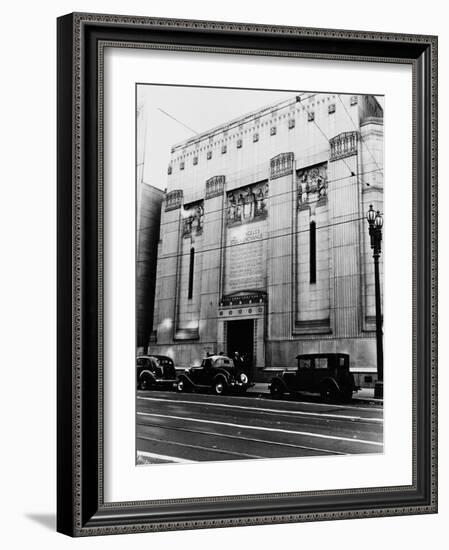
177 355 253 395
136 355 177 390
269 353 358 402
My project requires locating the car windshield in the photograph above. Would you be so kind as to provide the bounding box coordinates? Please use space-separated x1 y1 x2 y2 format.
315 357 329 369
297 355 349 369
216 358 235 368
202 357 235 369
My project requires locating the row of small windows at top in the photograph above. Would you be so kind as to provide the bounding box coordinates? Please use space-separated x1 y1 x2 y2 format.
170 110 312 174
168 99 354 174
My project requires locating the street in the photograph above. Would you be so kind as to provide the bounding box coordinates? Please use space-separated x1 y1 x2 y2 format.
136 390 383 464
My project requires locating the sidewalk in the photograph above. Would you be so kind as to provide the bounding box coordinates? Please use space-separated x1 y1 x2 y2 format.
247 383 383 404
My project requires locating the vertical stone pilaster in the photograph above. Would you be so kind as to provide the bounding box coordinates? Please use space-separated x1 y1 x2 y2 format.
328 132 361 338
360 119 384 330
199 176 226 346
267 153 295 345
152 189 183 344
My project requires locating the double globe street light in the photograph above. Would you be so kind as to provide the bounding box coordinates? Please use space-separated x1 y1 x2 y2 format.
366 204 384 399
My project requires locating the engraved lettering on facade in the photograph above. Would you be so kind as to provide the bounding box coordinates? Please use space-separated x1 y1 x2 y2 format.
225 226 267 294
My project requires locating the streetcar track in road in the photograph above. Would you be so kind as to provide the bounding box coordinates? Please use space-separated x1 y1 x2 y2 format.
136 390 383 412
137 396 383 423
137 435 264 460
137 421 347 455
137 450 197 464
137 412 383 447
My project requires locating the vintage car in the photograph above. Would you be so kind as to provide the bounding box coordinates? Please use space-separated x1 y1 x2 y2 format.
136 355 177 390
177 354 253 395
269 353 358 402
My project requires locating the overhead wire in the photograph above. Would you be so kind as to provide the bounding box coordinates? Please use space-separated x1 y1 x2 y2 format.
157 108 199 135
169 93 318 152
337 94 383 175
153 93 381 227
137 213 367 263
139 93 383 271
137 167 382 233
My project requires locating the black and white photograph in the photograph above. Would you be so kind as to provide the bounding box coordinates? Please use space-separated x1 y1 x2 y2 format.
135 85 385 464
0 0 441 545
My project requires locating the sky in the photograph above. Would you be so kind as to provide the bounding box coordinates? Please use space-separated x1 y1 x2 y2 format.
137 85 303 191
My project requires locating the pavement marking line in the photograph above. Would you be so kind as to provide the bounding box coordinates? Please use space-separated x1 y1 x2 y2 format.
137 396 383 423
137 390 383 413
136 450 196 464
138 435 264 460
137 421 347 455
137 412 383 447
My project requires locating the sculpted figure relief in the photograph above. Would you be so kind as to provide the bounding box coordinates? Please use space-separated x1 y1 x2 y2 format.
227 193 236 221
244 187 256 219
183 201 204 236
256 187 266 216
196 204 204 230
237 194 244 221
297 163 328 208
227 182 268 225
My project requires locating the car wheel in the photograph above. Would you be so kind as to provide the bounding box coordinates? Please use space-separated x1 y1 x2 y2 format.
177 379 189 392
320 383 337 402
213 378 227 395
139 378 149 391
270 381 284 399
340 390 353 403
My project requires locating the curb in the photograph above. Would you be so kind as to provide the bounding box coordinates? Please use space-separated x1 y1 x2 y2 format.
246 388 383 405
354 396 384 404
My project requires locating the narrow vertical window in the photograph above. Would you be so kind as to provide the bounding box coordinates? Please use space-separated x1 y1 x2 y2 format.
309 221 316 283
188 247 195 299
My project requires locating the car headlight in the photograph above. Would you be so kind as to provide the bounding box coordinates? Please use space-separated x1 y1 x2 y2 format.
240 373 248 384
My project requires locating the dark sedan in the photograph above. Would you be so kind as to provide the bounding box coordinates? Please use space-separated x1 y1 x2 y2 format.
136 355 177 391
177 355 253 395
269 353 358 402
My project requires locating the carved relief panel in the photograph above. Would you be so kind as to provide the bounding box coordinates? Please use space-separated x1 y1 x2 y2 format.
165 189 183 211
297 162 328 209
329 131 358 161
182 200 204 237
226 181 268 226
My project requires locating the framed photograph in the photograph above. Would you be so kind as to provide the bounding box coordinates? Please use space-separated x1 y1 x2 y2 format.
57 12 437 536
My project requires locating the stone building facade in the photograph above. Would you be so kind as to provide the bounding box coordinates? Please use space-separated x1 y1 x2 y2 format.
148 93 384 386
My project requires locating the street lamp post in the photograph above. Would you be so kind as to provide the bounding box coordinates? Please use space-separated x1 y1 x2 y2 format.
366 204 384 399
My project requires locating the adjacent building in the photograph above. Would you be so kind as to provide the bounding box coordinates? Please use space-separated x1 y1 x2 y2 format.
147 93 384 386
136 103 164 353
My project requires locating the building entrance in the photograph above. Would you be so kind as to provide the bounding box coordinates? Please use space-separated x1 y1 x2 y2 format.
226 319 254 379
